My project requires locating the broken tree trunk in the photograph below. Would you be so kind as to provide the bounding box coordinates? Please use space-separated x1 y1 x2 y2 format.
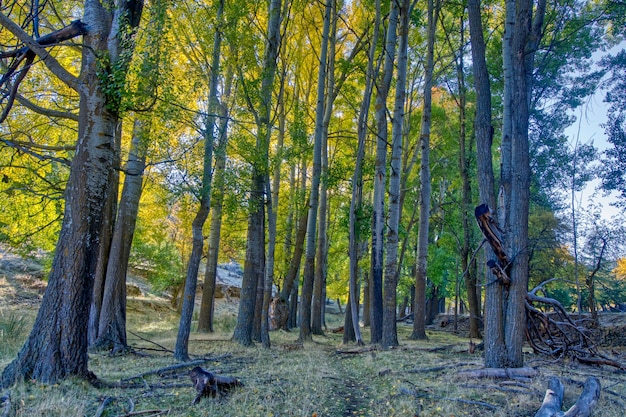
534 376 600 417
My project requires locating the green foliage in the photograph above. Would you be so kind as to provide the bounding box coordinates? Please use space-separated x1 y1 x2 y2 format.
129 237 183 292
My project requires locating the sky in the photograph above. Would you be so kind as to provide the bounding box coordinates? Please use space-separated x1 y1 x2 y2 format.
563 42 625 222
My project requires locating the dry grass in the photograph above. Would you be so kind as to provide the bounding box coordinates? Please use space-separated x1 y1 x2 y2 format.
1 253 626 417
1 299 626 417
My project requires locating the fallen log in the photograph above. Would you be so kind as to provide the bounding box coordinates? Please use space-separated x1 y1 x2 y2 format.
534 376 600 417
457 367 538 379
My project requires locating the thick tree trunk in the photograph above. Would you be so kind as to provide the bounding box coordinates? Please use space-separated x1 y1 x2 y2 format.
467 0 501 363
0 2 143 387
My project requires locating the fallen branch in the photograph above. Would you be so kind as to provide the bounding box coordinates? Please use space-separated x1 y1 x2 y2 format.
534 376 600 417
119 354 231 383
457 367 539 379
128 331 173 354
111 409 169 417
94 397 114 417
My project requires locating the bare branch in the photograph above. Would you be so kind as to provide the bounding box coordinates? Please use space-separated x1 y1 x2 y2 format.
0 14 84 90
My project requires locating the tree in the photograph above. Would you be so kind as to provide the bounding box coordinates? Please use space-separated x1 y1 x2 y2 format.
600 50 626 205
197 67 233 333
300 0 332 342
90 0 170 353
411 0 440 341
1 0 144 386
174 0 227 361
233 0 283 347
482 0 546 368
467 0 500 362
382 0 411 349
371 0 399 345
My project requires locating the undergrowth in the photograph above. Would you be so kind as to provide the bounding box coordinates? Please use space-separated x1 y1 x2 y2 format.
1 299 625 416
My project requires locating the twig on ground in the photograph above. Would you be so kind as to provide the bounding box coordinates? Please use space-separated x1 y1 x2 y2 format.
399 386 498 410
112 409 169 417
94 396 114 417
119 354 231 383
128 331 174 354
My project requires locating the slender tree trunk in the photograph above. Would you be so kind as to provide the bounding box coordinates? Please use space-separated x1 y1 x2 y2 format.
371 0 399 345
92 0 167 352
300 0 332 342
411 0 439 341
175 0 225 359
197 67 233 333
455 13 481 339
467 0 498 351
233 0 282 346
312 0 338 335
89 126 120 346
382 0 411 349
94 119 147 353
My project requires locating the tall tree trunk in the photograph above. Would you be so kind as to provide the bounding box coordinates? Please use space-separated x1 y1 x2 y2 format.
92 0 167 353
261 56 288 347
382 0 410 349
197 67 233 333
93 119 147 353
505 0 546 367
233 0 282 346
89 126 120 346
411 0 439 341
300 0 332 342
175 0 224 359
1 1 143 386
371 0 399 345
467 0 498 352
455 13 481 339
312 0 338 335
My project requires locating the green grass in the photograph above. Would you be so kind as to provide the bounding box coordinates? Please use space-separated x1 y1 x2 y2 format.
1 301 625 417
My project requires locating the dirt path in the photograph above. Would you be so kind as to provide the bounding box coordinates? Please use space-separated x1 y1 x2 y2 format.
324 351 371 416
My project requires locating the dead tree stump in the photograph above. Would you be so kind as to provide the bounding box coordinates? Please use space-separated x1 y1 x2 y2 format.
534 376 600 417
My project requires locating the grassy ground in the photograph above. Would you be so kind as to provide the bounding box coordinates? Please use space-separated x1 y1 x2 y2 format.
1 299 626 417
1 254 626 416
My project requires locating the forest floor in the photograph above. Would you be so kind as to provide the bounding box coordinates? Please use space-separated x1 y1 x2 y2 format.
2 249 626 416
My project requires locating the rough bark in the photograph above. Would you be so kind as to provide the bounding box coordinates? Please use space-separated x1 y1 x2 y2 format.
93 119 147 353
0 1 143 386
534 377 600 417
467 0 503 367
